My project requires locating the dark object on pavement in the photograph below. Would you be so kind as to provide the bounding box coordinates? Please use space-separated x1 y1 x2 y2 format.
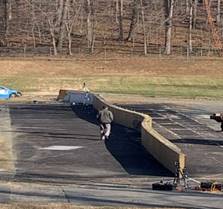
200 181 222 192
152 181 173 191
210 113 223 131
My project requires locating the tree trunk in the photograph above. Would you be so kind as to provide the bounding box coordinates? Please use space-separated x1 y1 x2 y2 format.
140 0 147 55
217 0 221 25
57 0 64 26
126 0 139 41
65 5 72 55
4 0 9 35
67 31 72 55
8 0 12 20
47 19 58 56
57 0 70 53
193 0 198 28
86 0 95 53
185 0 190 14
187 0 193 57
31 0 36 48
51 33 57 56
118 0 124 41
115 0 119 24
164 0 175 55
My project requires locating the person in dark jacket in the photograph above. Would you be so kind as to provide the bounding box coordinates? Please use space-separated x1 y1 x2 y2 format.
97 106 114 140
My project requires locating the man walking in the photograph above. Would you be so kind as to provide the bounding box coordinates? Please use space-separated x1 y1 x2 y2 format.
97 106 114 140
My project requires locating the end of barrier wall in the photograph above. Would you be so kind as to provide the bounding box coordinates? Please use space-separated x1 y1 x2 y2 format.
142 121 186 175
57 89 69 101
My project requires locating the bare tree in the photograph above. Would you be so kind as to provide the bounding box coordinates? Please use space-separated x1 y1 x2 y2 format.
0 0 222 57
4 0 9 36
164 0 175 55
185 0 190 14
42 1 61 55
47 18 58 55
85 0 95 53
117 0 124 41
65 0 82 55
217 0 221 25
187 0 193 57
126 0 139 41
57 0 71 53
193 0 198 28
140 0 147 55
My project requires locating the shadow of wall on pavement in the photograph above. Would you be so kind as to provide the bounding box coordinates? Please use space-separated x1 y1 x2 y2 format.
72 104 172 177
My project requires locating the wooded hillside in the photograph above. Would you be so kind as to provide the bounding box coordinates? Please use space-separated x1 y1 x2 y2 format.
0 0 222 57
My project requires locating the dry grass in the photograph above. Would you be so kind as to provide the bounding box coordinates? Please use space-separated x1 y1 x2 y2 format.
2 56 223 77
1 56 223 99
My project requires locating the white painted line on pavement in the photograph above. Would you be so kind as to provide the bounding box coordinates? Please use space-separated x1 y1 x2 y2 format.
195 114 210 119
166 114 181 119
39 146 84 151
188 177 200 184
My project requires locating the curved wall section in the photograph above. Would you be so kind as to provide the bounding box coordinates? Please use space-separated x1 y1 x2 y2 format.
93 94 151 131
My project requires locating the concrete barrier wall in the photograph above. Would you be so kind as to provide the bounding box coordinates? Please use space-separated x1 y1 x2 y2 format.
142 120 185 173
92 94 186 175
58 89 186 174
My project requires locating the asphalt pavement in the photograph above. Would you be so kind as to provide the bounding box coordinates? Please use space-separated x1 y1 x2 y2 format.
0 180 222 208
3 102 170 183
0 101 222 208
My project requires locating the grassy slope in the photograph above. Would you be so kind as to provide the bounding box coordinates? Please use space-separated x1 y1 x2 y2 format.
1 56 223 99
